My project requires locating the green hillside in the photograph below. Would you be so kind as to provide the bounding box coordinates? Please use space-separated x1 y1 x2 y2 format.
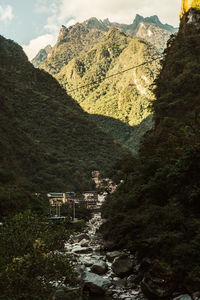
40 19 108 75
56 29 161 151
101 7 200 293
0 35 130 215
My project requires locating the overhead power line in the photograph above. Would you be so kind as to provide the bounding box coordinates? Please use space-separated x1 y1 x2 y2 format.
68 55 163 93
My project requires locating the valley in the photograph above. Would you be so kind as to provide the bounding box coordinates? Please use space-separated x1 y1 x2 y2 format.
0 0 200 299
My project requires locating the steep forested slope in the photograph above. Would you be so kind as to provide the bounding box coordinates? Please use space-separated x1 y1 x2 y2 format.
38 16 175 152
0 35 130 216
56 28 161 151
101 6 200 294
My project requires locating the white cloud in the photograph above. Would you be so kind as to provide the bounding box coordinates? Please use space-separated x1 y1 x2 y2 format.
35 0 59 14
55 0 181 27
22 34 56 60
0 5 14 23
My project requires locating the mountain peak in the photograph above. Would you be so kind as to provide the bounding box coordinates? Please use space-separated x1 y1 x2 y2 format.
106 27 127 39
148 15 161 24
83 17 108 31
132 14 162 28
103 18 111 25
57 25 68 44
132 14 144 27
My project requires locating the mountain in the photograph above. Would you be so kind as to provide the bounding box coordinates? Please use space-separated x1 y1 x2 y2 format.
39 15 176 75
0 35 130 215
101 5 200 295
55 28 161 151
103 14 177 51
31 45 52 67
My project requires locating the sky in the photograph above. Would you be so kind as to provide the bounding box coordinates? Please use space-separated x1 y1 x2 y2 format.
0 0 181 60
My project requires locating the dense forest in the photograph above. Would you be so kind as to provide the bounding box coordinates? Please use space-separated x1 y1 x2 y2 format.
0 35 130 216
102 6 200 294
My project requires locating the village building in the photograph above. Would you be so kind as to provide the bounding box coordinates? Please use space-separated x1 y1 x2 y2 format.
47 192 67 206
82 191 98 208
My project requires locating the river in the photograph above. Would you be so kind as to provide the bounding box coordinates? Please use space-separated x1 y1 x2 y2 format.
64 213 145 300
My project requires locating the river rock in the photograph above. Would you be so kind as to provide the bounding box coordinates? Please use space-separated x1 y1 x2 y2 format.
83 271 111 295
173 295 193 300
72 246 93 254
193 292 200 299
106 251 123 262
79 239 89 247
79 257 97 267
74 233 90 242
112 255 134 278
112 277 127 288
54 287 82 300
91 261 108 275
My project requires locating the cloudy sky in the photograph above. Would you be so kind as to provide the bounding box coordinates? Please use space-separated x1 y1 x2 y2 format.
0 0 181 60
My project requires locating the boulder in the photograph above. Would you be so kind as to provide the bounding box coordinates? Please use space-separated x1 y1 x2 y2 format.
112 277 127 288
91 261 108 275
173 295 192 300
79 239 89 247
72 246 93 254
112 255 134 278
79 257 98 267
54 287 82 300
106 251 123 262
83 271 111 295
74 233 90 242
193 291 200 299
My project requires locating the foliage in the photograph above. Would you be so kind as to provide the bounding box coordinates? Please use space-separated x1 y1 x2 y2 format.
0 34 130 216
0 211 78 300
55 29 161 152
101 11 200 290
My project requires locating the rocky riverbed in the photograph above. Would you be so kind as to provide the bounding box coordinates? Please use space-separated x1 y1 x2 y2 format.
64 213 146 300
58 214 199 300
